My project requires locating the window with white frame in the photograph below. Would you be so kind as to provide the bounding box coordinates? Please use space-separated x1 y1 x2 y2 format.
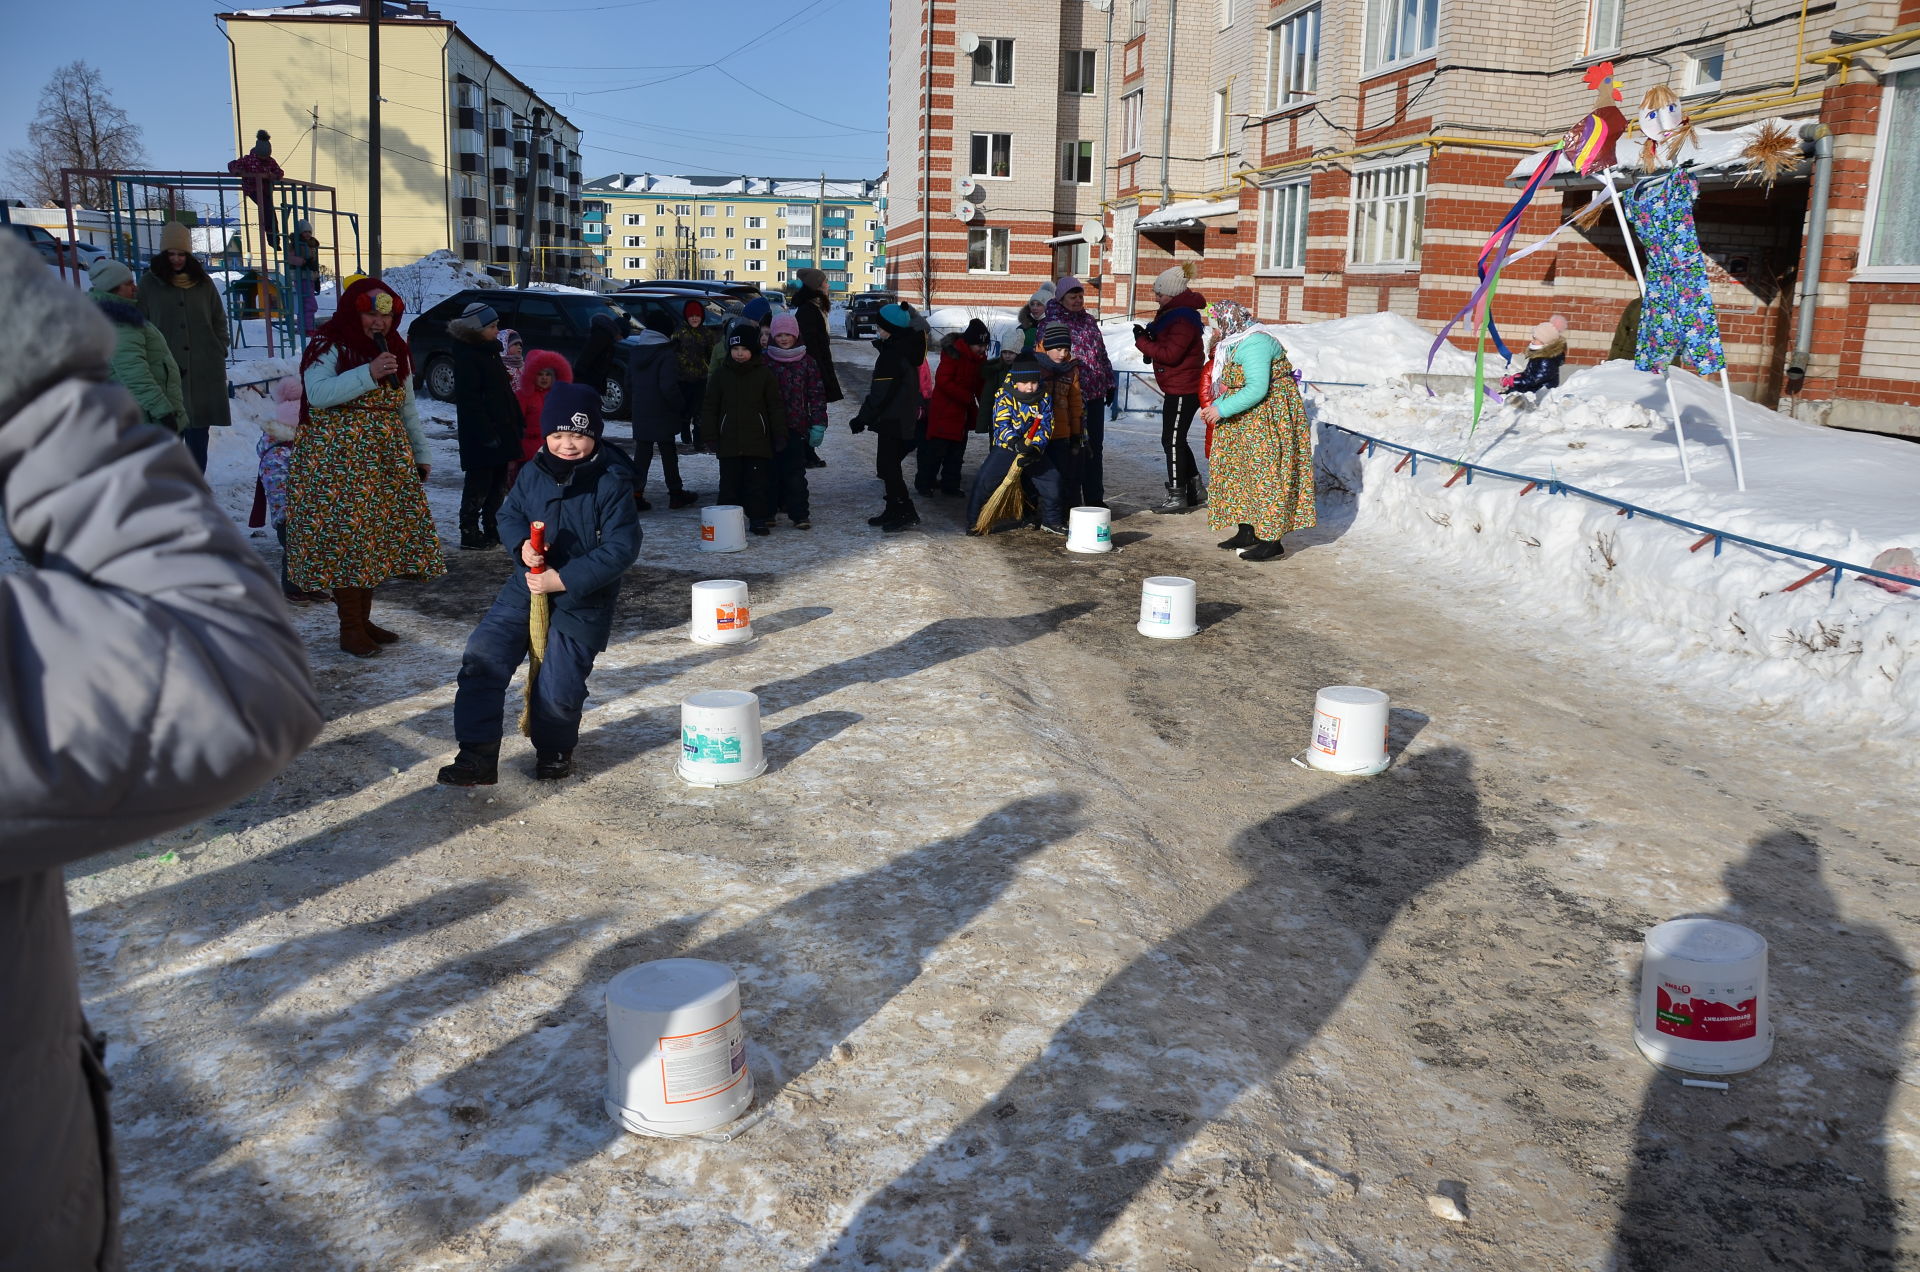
623 212 642 226
699 226 716 238
1064 49 1096 95
1350 158 1426 265
1060 140 1094 184
821 245 845 261
1112 204 1137 272
967 226 1009 272
1684 46 1724 95
1266 5 1321 108
747 258 765 272
747 216 765 228
1219 0 1236 27
655 204 666 214
1122 90 1145 154
1258 179 1309 271
1130 0 1150 36
674 204 692 215
1363 0 1438 71
624 256 642 269
746 237 765 250
700 248 718 260
971 37 1014 85
699 204 716 216
866 218 879 231
777 228 788 239
1585 0 1622 53
1864 61 1920 272
725 227 735 238
970 132 1013 178
724 205 735 216
623 235 641 247
1211 89 1230 152
1051 240 1091 278
701 270 716 280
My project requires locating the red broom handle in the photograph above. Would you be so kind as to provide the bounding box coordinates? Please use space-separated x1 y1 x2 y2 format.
529 522 547 574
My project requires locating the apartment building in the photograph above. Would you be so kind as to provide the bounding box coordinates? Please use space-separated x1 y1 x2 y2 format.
581 174 888 294
222 0 588 283
890 0 1920 433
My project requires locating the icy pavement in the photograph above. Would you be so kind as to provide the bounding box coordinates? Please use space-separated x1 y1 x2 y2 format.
38 338 1920 1270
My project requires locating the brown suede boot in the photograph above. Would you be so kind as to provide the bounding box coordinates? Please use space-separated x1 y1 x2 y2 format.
334 587 379 658
363 592 400 645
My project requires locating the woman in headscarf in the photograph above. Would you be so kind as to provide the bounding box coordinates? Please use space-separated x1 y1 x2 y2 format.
1197 300 1315 562
284 276 445 656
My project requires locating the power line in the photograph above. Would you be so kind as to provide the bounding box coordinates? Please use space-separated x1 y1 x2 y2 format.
713 67 882 135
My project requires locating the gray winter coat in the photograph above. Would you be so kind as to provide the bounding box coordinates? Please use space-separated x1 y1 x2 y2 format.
0 236 323 1271
136 267 230 432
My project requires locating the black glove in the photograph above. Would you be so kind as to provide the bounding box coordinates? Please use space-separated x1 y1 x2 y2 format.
1016 440 1044 463
1133 324 1149 342
848 418 867 434
155 413 178 432
1070 435 1088 457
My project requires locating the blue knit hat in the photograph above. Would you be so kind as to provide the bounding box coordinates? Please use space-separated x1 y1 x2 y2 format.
541 380 604 438
742 297 772 324
878 303 913 332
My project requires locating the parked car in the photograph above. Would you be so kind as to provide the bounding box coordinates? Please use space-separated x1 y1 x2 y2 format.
3 222 57 250
843 290 899 339
758 290 789 311
31 239 109 271
626 278 764 303
410 288 641 417
606 289 740 334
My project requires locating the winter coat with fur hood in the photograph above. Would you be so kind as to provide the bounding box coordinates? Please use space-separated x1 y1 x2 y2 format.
926 335 985 442
0 236 322 1272
513 349 572 464
89 288 186 428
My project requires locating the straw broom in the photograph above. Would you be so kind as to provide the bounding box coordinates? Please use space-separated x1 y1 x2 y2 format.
519 521 549 737
971 445 1037 535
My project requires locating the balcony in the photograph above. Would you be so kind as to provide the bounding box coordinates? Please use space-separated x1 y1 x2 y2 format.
492 224 515 247
784 255 813 269
822 215 849 227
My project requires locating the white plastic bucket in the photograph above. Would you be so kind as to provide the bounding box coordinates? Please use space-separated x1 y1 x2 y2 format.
690 579 754 646
1137 576 1198 639
1305 686 1391 776
699 505 747 553
1066 506 1112 554
1634 918 1772 1074
677 690 767 786
605 958 754 1137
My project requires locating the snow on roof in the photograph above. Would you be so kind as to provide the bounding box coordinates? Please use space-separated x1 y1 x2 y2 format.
224 2 442 17
1137 198 1239 230
583 173 879 199
1504 117 1812 184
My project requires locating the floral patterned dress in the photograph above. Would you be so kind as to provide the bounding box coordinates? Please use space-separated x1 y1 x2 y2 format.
285 371 445 590
1626 168 1726 376
1209 332 1316 542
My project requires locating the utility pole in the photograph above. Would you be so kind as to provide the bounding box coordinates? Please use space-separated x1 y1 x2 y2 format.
1160 0 1177 206
816 172 826 295
514 107 545 288
310 104 319 187
366 0 382 274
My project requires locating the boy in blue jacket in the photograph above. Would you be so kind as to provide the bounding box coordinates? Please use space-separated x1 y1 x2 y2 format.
438 381 641 784
964 357 1057 535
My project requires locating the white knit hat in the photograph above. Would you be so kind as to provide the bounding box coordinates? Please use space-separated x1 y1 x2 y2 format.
1152 265 1190 298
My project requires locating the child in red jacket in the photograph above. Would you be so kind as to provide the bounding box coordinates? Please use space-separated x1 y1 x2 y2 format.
513 349 572 479
916 318 989 497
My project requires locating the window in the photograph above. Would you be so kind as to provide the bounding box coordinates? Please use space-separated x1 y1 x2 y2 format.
674 204 692 215
623 235 641 247
724 205 735 216
1130 0 1150 36
655 204 665 214
699 226 716 238
700 247 718 260
1266 5 1321 107
700 270 716 280
967 226 1009 272
970 132 1013 178
865 218 879 231
777 228 788 240
1350 158 1426 265
725 227 735 238
699 204 717 216
725 248 736 260
1684 46 1725 95
1122 91 1144 154
747 216 765 228
1112 204 1136 272
622 212 642 226
1219 0 1236 27
1364 0 1438 71
1060 140 1094 184
514 297 564 340
1211 89 1230 152
747 258 765 272
821 245 845 261
971 37 1014 85
624 256 642 269
1863 61 1920 274
1585 0 1622 53
1052 240 1091 278
777 249 788 261
746 237 765 250
1258 180 1309 272
1063 49 1096 95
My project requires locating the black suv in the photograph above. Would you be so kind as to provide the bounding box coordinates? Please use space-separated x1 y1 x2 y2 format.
607 289 741 335
843 290 898 339
411 289 640 416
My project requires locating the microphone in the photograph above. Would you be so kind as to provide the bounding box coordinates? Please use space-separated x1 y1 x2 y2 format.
372 333 399 389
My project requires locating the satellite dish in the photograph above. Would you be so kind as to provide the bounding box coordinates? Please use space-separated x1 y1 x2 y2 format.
953 202 977 223
956 176 978 199
959 32 981 54
1081 218 1105 244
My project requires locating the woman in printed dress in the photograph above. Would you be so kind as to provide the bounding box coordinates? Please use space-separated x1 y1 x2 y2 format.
1198 300 1316 562
285 276 445 656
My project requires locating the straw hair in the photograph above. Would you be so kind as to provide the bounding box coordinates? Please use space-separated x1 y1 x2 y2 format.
1740 121 1800 188
1636 84 1698 168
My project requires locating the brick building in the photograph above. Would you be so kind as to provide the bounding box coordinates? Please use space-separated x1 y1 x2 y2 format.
886 0 1920 434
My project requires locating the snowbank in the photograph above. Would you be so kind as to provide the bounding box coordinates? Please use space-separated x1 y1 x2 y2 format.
1311 361 1920 736
1104 311 1477 392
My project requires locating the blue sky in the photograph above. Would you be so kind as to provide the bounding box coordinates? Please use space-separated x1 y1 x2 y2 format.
1 0 889 193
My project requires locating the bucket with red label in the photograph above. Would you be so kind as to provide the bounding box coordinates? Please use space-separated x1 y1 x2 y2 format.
690 579 755 646
606 958 755 1136
700 505 747 553
1634 917 1772 1074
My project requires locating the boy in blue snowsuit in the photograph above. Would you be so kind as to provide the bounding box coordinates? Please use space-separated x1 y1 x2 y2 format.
438 381 641 785
965 357 1058 534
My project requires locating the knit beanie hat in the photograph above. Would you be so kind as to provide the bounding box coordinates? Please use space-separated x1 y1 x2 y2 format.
877 303 913 333
1054 275 1084 296
1008 356 1046 383
962 317 990 344
797 267 828 291
160 221 192 253
88 256 134 292
727 323 762 354
541 380 605 437
460 301 499 328
1527 321 1560 348
1040 321 1072 351
1151 265 1189 298
295 218 314 234
682 297 707 321
743 296 772 325
770 312 801 341
1028 283 1056 308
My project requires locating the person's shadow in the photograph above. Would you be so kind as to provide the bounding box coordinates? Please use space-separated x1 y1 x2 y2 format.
1611 830 1911 1270
810 746 1490 1270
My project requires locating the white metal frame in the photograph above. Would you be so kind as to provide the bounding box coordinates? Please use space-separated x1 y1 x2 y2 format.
1856 54 1920 283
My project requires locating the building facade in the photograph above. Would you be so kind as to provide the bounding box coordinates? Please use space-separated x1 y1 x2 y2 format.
581 175 888 294
888 0 1920 433
222 0 588 283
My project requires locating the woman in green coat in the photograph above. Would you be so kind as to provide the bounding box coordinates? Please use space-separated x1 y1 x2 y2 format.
138 222 229 471
88 257 188 439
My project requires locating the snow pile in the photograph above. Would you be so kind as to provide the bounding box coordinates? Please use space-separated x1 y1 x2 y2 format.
377 250 494 325
927 305 1022 348
1311 362 1920 736
1104 311 1477 389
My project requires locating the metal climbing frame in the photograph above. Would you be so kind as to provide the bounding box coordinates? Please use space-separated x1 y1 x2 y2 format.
57 168 359 358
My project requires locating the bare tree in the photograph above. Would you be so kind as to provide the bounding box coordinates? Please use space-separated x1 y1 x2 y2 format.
6 62 148 208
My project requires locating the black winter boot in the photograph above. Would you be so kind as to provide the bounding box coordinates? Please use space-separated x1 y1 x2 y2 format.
868 500 900 527
1218 523 1256 550
437 741 501 786
535 750 574 780
1238 537 1286 562
882 499 921 532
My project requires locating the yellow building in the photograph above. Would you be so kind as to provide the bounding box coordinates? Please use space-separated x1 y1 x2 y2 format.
220 0 587 282
581 174 888 297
